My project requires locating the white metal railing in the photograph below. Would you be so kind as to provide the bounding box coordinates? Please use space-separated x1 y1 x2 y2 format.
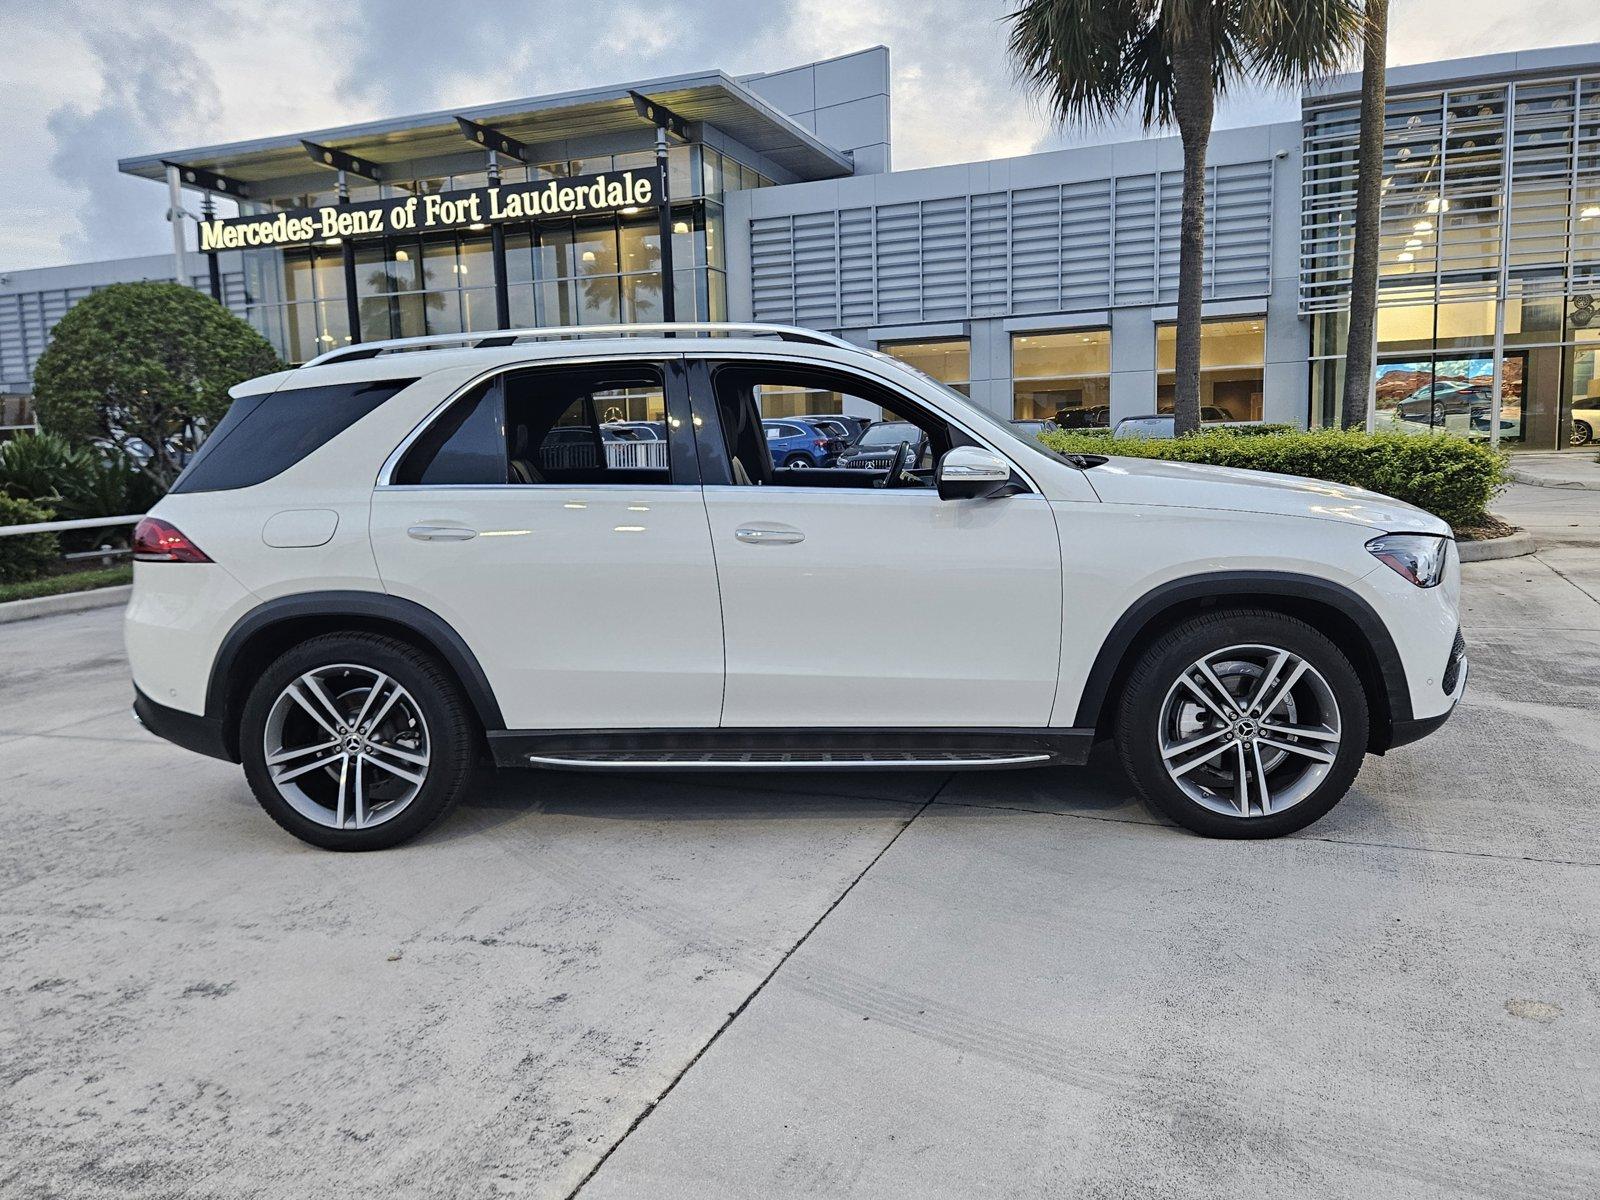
604 441 669 470
538 442 670 471
0 513 144 538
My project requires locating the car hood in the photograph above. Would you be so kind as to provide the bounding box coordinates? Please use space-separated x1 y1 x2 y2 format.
1081 456 1451 535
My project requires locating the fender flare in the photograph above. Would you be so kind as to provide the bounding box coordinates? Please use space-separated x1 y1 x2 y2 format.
1071 570 1412 736
206 590 506 733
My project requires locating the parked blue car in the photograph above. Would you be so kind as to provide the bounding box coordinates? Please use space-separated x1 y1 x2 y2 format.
762 418 845 468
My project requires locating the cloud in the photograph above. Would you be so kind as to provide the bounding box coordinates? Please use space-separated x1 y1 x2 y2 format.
44 27 223 262
6 0 1600 271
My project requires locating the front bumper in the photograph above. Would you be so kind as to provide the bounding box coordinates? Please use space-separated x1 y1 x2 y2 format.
132 687 236 762
1383 631 1467 751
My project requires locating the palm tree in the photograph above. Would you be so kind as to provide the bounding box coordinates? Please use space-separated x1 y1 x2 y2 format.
1340 0 1390 429
1008 0 1362 435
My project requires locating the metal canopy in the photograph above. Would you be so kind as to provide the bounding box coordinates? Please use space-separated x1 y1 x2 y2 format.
120 70 854 189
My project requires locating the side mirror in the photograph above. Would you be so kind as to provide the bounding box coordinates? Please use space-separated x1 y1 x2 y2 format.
936 446 1014 501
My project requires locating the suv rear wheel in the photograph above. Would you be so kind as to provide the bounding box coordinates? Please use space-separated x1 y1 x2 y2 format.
1115 610 1369 838
239 632 476 850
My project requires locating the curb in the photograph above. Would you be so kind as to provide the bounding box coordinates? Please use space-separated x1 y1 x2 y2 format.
1507 468 1600 491
1458 532 1536 563
0 584 131 626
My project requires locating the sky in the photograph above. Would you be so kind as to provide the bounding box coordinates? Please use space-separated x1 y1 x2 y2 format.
1 0 1598 273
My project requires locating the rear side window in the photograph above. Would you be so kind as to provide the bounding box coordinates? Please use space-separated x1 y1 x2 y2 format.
390 362 671 487
171 378 416 494
393 380 506 485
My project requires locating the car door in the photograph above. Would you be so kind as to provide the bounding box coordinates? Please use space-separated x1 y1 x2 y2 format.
692 357 1064 729
369 356 725 731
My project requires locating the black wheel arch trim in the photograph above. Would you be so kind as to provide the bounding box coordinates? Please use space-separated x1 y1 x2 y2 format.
205 590 506 740
134 687 235 762
1072 570 1413 747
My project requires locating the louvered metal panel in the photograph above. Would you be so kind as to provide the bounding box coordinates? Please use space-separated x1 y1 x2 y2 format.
969 192 1010 316
874 202 922 322
791 211 841 327
1060 179 1113 308
745 159 1275 327
749 215 797 322
839 208 876 325
1113 174 1159 305
920 196 970 320
1010 186 1064 313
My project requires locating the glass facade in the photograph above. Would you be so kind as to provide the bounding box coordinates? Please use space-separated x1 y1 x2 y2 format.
1303 70 1600 447
240 144 766 363
1011 331 1110 423
877 338 971 394
1155 320 1266 421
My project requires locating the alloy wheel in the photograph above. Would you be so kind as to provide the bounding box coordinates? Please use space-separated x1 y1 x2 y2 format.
262 664 431 831
1157 644 1341 818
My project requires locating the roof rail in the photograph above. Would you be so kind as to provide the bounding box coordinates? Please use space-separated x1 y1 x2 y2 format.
300 322 857 368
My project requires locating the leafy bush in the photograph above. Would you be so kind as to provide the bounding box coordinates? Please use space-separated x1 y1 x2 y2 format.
32 282 281 487
0 431 163 521
0 494 58 584
1040 427 1508 528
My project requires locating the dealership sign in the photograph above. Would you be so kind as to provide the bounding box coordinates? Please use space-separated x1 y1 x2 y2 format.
198 169 659 252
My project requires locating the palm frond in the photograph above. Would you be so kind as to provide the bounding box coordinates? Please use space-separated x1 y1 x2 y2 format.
1007 0 1157 129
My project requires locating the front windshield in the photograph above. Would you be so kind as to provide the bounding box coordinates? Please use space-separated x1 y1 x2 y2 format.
859 422 916 447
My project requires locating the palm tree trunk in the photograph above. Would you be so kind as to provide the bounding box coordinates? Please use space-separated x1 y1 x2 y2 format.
1171 26 1215 438
1341 0 1389 429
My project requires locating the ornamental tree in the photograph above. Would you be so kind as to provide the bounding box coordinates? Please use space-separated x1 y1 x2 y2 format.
32 282 283 487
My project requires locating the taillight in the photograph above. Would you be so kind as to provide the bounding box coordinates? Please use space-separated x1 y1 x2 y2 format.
132 517 212 563
813 438 829 449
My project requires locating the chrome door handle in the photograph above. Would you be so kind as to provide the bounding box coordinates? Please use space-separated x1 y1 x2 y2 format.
735 526 804 545
407 525 478 542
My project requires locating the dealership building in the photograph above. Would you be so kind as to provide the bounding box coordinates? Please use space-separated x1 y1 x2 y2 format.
7 42 1600 448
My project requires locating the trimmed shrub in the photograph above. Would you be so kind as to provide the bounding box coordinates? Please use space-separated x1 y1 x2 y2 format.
1040 427 1507 528
31 282 281 488
0 494 58 584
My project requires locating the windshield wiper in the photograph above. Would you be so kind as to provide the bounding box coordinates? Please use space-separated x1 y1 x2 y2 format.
1062 453 1108 470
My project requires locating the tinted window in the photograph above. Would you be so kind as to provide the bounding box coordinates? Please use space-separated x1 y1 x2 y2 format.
505 364 669 485
172 378 416 494
394 380 507 485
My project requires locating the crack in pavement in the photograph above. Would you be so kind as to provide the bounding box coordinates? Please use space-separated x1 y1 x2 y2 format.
563 776 950 1199
1530 552 1600 609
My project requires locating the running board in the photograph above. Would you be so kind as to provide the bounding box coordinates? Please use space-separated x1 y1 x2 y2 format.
487 728 1095 771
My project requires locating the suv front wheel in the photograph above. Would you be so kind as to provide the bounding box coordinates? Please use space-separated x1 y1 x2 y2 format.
1115 610 1370 838
240 632 476 850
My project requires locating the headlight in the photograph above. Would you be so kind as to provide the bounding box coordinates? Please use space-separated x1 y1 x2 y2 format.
1366 533 1450 588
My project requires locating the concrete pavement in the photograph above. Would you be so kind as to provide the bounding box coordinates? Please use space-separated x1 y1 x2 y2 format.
2 485 1597 1198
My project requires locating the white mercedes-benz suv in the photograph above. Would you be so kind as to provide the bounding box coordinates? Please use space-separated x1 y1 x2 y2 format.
126 323 1466 851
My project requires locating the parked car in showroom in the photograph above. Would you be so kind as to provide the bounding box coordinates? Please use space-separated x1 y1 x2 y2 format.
127 322 1465 851
800 413 870 444
1395 381 1494 424
1112 408 1250 439
761 418 844 467
1569 404 1600 446
836 420 932 470
1010 418 1060 438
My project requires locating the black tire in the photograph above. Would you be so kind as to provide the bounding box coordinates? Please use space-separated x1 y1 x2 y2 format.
1572 420 1593 447
239 632 476 850
782 453 812 468
1114 609 1369 838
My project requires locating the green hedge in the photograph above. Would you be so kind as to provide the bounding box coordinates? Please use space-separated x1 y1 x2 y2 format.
0 494 58 584
1039 427 1507 528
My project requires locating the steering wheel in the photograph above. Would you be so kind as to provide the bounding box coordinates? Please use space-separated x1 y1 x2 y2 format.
877 440 916 489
